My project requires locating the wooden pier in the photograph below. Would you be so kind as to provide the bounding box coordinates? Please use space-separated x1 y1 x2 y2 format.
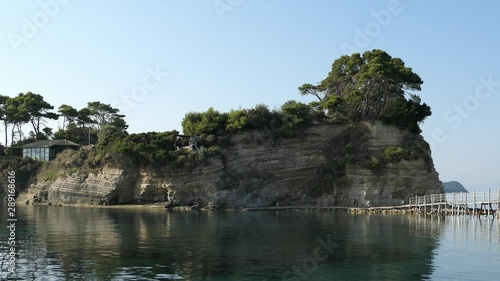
244 189 500 217
408 188 500 217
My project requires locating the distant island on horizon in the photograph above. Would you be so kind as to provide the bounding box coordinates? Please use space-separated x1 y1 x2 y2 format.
442 181 469 193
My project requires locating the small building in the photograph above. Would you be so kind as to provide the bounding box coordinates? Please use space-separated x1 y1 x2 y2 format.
21 139 81 161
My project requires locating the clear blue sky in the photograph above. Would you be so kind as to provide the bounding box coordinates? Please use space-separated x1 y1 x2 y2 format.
1 0 499 189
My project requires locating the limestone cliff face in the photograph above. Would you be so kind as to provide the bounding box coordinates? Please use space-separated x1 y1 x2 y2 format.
20 167 140 205
337 122 442 206
20 122 442 207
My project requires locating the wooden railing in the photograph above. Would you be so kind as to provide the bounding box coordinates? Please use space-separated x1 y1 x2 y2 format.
408 189 500 216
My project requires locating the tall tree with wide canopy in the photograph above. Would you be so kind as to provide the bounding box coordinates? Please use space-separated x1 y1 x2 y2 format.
58 104 79 130
0 95 10 146
84 101 128 131
76 107 93 128
21 92 58 138
299 49 430 131
5 94 30 145
300 50 423 116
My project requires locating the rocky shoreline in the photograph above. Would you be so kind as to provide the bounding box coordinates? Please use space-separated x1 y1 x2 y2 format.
22 201 454 216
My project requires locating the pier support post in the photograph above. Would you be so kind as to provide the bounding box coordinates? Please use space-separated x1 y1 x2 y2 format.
483 192 486 217
488 188 491 217
473 191 476 216
452 193 455 216
445 193 447 213
498 189 500 219
460 192 464 215
465 192 468 215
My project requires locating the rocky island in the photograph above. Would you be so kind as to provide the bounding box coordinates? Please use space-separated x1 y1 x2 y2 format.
1 50 443 208
442 181 469 193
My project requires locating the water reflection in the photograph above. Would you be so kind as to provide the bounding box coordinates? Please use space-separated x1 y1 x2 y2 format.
0 205 498 280
429 216 500 280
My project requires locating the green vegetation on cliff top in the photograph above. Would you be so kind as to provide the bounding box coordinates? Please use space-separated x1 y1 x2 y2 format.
1 50 433 194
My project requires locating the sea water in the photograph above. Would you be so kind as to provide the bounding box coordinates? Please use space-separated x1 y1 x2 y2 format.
0 205 499 280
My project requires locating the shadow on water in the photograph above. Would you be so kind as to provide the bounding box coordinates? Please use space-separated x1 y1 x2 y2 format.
1 205 496 280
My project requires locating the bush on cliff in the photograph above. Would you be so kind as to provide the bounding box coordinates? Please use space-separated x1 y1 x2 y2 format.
384 147 410 163
182 107 228 137
0 158 41 197
104 130 181 165
181 101 324 143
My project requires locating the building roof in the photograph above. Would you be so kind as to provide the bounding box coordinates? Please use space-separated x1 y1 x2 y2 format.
21 139 81 148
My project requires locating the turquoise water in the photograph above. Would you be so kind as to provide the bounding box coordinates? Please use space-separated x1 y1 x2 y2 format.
0 205 499 280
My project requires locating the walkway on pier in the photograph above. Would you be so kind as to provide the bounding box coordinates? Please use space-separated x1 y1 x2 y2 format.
408 189 500 216
244 189 500 217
